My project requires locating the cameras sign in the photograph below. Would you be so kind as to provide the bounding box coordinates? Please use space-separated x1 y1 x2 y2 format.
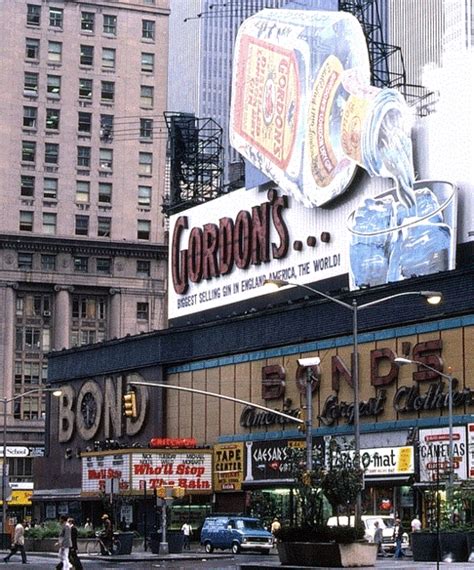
419 426 467 482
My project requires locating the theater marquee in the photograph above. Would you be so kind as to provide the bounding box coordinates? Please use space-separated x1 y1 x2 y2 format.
81 449 213 495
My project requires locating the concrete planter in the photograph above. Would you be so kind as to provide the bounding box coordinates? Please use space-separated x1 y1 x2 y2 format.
277 541 377 567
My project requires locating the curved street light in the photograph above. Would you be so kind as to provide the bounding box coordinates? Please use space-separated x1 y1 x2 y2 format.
1 387 62 536
264 278 443 526
395 357 454 493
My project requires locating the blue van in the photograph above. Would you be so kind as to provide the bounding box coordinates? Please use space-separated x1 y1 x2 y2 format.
200 516 273 554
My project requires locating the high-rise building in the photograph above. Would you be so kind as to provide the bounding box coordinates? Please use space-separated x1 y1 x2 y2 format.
0 0 169 505
168 0 337 188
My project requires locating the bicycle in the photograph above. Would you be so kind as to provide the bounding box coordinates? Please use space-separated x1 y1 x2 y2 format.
85 532 121 556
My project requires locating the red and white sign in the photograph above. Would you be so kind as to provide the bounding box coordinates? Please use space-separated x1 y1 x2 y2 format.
131 451 212 493
82 454 130 494
419 426 467 482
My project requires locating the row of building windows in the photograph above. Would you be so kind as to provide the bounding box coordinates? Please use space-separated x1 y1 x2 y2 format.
22 141 115 167
27 4 156 40
16 253 152 277
26 36 154 67
19 210 151 240
21 181 152 210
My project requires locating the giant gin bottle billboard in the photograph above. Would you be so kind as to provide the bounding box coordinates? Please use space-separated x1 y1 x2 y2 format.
229 9 456 290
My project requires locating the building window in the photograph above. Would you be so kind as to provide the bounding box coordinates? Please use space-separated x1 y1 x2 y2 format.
136 260 151 277
98 183 112 203
48 41 62 63
43 178 58 200
42 213 57 235
79 78 93 99
76 181 90 203
97 217 111 237
136 302 149 320
78 112 92 133
141 52 154 73
22 141 36 163
140 85 154 107
47 75 61 96
49 7 63 28
18 253 33 271
21 176 35 197
71 295 107 347
142 20 155 40
75 215 89 236
137 219 151 240
19 211 34 232
99 148 113 170
103 15 117 35
101 81 115 102
23 106 37 129
100 115 113 141
138 185 151 207
24 72 39 95
77 146 91 168
81 12 95 32
27 4 41 26
139 152 153 175
140 118 153 139
80 45 94 66
73 256 89 272
96 258 111 274
102 48 116 69
41 254 56 271
46 108 60 130
44 143 59 164
26 38 40 60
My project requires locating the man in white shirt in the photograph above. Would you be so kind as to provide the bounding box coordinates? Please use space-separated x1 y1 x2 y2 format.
411 515 422 532
181 522 192 550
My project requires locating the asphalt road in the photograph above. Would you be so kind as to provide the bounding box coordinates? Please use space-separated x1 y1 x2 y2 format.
2 552 474 569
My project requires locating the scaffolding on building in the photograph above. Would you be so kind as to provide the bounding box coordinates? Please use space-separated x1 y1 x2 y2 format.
163 112 224 216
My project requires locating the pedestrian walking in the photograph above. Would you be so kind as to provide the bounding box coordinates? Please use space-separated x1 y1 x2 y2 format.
181 521 192 550
3 519 27 564
68 518 83 570
56 515 72 570
393 518 405 559
374 521 385 557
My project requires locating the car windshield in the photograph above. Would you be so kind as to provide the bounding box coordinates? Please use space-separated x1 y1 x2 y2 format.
365 517 394 530
236 520 263 530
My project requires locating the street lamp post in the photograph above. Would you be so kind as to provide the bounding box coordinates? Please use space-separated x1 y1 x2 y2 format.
1 387 61 536
264 278 442 526
394 357 454 492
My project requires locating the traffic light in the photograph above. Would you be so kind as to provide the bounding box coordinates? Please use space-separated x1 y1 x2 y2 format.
156 487 166 499
123 391 137 418
297 408 306 433
172 486 185 499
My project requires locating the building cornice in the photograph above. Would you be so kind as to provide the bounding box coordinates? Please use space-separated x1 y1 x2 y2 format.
0 234 168 260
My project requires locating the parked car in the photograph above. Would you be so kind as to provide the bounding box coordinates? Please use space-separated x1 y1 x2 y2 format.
326 515 409 552
200 516 273 554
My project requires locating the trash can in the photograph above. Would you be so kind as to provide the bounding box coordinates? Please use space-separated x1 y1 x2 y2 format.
167 531 184 553
149 531 183 554
114 531 134 555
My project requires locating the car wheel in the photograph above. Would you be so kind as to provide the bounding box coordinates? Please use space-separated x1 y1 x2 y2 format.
204 542 214 553
231 542 240 554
